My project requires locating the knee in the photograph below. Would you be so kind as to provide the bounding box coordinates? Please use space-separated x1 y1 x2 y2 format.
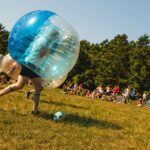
35 86 43 93
13 83 24 90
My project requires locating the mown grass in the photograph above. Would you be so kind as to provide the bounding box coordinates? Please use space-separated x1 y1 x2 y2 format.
0 84 150 150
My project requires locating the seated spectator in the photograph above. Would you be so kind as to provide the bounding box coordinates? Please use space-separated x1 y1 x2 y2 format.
78 83 83 91
112 85 120 100
130 88 137 100
77 83 83 95
67 83 73 93
81 88 87 96
86 89 91 98
122 86 131 103
96 84 104 98
72 83 79 95
142 92 148 101
104 84 112 96
91 90 97 99
62 84 67 93
137 96 143 107
112 85 120 95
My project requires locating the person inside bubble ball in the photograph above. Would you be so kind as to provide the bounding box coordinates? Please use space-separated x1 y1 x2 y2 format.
0 63 43 115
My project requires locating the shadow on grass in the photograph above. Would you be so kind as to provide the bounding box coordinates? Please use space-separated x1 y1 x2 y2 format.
41 100 86 110
38 111 122 130
0 109 122 130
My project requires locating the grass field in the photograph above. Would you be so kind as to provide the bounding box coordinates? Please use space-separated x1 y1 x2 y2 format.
0 84 150 150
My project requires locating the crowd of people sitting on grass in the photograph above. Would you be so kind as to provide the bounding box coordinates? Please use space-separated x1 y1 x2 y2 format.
62 83 150 107
0 72 150 107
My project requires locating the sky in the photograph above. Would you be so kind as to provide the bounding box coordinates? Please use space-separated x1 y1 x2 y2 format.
0 0 150 43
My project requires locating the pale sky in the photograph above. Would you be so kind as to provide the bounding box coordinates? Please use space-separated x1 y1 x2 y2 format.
0 0 149 43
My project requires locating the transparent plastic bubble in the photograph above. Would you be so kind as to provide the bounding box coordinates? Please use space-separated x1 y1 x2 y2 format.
41 74 67 89
2 54 66 88
8 10 80 80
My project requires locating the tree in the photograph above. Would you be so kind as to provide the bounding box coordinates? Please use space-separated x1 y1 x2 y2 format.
95 34 130 88
0 23 9 55
129 34 150 91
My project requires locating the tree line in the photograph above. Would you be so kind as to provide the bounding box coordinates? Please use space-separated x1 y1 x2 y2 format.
0 23 150 92
67 34 150 92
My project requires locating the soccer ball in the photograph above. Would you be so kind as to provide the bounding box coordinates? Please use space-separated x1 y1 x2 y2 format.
53 111 65 121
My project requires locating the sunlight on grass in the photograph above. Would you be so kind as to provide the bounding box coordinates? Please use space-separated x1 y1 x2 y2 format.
0 85 150 149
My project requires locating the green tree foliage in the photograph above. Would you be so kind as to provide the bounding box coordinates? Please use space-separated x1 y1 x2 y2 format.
0 23 9 55
128 34 150 91
68 34 150 92
96 34 130 88
68 40 96 89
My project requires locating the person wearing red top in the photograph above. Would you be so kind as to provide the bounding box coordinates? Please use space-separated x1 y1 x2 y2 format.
112 85 120 95
112 85 120 100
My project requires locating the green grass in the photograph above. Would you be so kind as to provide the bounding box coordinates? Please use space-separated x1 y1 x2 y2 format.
0 84 150 150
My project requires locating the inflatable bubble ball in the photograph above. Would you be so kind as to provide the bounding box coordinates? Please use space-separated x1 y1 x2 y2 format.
8 10 80 80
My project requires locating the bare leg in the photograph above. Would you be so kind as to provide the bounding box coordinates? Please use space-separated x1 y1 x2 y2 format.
31 78 43 113
0 75 28 96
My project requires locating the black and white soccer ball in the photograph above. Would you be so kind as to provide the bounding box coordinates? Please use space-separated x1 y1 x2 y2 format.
53 111 65 121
